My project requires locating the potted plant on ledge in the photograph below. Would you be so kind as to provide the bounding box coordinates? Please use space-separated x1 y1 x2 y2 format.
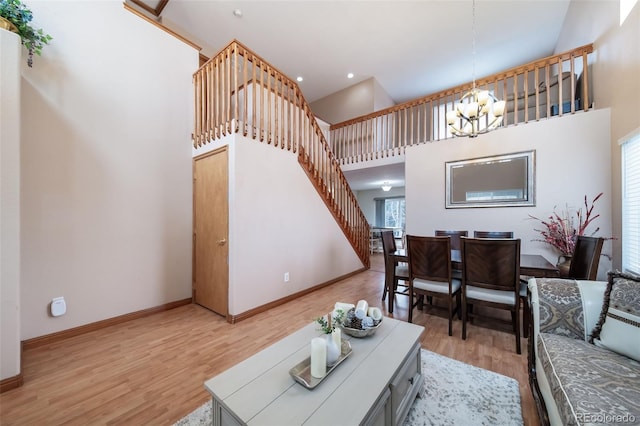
0 0 51 67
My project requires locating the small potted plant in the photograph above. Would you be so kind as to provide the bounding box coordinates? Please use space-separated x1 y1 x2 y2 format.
0 0 52 67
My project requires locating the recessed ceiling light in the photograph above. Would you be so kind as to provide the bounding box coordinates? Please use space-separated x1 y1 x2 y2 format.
296 76 303 82
347 73 354 79
233 8 243 17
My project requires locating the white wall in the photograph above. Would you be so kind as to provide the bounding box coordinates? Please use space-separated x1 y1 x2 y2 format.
20 1 198 340
1 29 22 381
310 77 395 124
406 109 612 280
554 0 640 270
194 136 364 316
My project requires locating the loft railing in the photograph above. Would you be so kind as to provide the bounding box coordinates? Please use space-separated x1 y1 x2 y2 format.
330 44 594 165
193 39 370 267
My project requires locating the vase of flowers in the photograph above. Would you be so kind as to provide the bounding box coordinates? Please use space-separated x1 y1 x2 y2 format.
529 193 605 277
315 310 345 366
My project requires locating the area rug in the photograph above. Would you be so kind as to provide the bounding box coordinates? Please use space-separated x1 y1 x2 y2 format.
174 349 523 426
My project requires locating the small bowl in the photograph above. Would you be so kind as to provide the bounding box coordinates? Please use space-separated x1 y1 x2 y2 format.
340 320 382 338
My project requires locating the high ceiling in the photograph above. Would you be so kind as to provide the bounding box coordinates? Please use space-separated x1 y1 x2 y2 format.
132 0 573 190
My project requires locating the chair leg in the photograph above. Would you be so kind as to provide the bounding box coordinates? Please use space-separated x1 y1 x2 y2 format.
447 295 453 337
515 306 521 355
408 292 413 323
417 294 424 310
388 279 395 313
522 295 530 338
462 295 467 340
456 292 462 320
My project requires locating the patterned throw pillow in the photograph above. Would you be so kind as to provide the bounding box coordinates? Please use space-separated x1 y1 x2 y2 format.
589 271 640 361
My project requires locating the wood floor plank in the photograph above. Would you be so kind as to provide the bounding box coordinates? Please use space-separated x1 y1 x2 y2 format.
0 254 539 425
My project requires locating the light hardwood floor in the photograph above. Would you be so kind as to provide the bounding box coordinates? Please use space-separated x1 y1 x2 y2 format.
0 254 539 425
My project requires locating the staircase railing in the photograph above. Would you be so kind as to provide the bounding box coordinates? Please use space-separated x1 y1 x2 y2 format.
193 40 370 267
330 44 594 165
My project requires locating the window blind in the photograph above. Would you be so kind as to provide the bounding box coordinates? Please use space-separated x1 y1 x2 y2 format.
622 133 640 275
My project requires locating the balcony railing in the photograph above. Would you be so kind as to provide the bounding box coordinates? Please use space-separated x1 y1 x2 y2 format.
330 44 594 165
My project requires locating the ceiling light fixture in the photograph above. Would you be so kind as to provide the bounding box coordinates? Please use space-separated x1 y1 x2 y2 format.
381 182 392 192
296 76 303 82
232 8 243 17
347 73 354 79
446 0 506 138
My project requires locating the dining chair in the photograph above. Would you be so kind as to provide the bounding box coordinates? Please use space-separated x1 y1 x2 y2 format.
473 231 514 239
568 235 604 280
406 235 461 336
461 237 522 354
434 230 468 250
380 230 409 313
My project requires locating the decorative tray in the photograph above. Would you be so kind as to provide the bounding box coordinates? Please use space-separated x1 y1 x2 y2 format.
289 339 352 389
340 320 382 338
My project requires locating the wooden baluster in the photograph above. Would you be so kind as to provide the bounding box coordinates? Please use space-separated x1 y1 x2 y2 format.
557 57 563 117
581 52 589 111
193 72 200 147
227 47 233 134
251 55 256 139
215 55 220 140
569 54 575 113
533 67 540 121
543 64 549 119
233 46 238 132
275 75 280 147
523 69 529 123
242 49 248 136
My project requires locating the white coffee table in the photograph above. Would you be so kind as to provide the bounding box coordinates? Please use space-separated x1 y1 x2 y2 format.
204 316 424 426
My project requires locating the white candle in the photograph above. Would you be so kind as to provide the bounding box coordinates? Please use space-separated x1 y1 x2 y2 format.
332 328 341 350
334 302 355 312
310 337 327 378
368 307 383 321
355 300 369 319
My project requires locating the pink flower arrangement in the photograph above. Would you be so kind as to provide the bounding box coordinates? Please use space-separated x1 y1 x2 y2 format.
529 193 604 255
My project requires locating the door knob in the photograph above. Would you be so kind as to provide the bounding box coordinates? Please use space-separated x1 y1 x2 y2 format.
217 238 227 245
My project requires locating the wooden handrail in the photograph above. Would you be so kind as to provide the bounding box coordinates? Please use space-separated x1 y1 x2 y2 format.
193 40 370 267
330 44 593 165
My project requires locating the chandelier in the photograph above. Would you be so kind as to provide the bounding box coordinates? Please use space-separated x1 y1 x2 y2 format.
446 0 506 138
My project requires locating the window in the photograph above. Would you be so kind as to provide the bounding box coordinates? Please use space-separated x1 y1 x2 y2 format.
621 129 640 275
374 197 405 233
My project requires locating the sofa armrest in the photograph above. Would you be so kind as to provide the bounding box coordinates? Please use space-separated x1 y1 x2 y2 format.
529 278 607 342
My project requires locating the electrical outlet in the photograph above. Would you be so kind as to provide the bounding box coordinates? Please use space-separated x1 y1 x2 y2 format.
284 272 290 282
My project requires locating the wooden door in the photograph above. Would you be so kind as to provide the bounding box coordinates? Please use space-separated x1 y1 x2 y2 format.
193 147 229 317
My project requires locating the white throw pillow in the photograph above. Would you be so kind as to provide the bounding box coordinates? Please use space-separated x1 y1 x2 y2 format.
589 271 640 361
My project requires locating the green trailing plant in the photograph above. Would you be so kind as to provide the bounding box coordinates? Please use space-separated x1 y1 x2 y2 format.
315 309 345 334
0 0 52 67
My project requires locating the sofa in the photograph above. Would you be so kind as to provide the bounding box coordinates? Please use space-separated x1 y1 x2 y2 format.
528 271 640 425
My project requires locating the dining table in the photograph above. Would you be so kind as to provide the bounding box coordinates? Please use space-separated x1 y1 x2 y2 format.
387 249 560 312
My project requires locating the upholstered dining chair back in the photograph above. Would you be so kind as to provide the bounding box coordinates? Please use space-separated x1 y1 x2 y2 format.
473 231 514 239
406 235 460 335
568 236 604 280
380 230 409 313
380 229 397 258
407 235 452 283
435 230 468 250
460 237 522 353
